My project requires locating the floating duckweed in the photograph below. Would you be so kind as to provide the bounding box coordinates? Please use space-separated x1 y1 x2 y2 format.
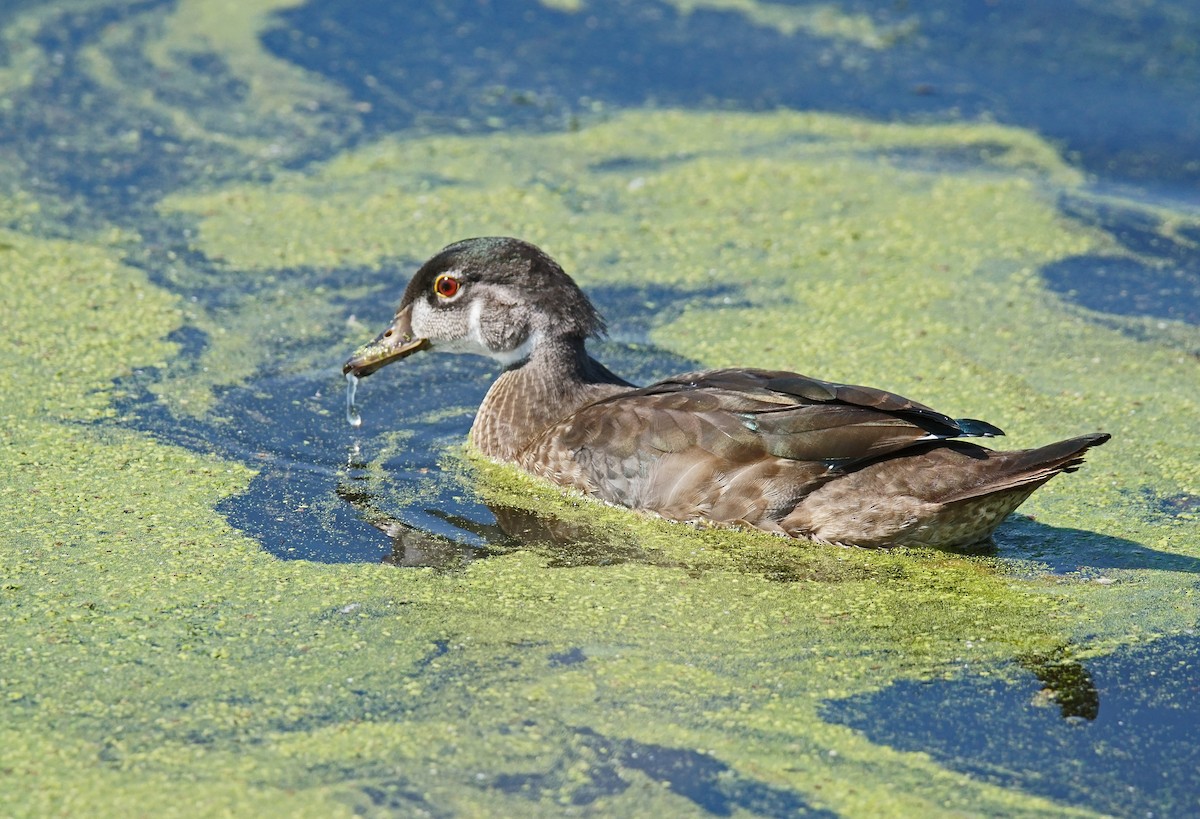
1 1 1197 814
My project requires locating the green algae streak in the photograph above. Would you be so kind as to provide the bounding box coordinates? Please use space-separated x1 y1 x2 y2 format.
549 0 915 46
1 2 1198 817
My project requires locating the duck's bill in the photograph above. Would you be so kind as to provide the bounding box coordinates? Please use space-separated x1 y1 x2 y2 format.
342 305 431 377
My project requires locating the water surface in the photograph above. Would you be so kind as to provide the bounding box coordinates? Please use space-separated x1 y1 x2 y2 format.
1 2 1197 817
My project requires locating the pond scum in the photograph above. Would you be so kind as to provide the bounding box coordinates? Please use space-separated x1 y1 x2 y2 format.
1 1 1197 816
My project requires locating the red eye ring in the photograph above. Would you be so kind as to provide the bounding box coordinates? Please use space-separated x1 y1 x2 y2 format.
434 274 461 298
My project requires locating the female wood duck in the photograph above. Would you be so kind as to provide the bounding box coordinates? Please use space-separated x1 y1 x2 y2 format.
344 237 1109 549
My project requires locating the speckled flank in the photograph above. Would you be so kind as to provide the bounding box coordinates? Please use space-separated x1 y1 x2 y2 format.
0 0 1198 816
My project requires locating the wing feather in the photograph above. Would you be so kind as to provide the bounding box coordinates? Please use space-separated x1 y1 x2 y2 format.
520 367 1006 527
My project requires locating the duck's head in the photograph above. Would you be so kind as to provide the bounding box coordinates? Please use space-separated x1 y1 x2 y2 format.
343 237 605 378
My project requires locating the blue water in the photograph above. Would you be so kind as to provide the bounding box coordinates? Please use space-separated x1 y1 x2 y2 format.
7 1 1198 815
259 0 1200 196
823 634 1200 818
107 0 1199 568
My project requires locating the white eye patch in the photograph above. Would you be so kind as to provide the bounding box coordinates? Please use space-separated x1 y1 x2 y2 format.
409 285 537 365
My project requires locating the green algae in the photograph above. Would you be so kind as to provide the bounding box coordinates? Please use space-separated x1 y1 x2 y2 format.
149 106 1200 814
0 230 180 420
79 0 357 164
159 110 1085 273
543 0 915 47
154 271 360 418
659 1 915 47
0 3 55 100
2 2 1199 815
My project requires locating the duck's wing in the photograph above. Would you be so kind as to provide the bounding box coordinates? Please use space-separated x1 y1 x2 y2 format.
520 368 1003 527
582 368 1000 466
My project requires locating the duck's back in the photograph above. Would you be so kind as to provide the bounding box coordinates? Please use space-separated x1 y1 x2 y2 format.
521 378 833 527
517 368 1108 547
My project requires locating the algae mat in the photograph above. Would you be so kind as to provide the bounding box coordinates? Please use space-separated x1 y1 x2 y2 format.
2 1 1199 817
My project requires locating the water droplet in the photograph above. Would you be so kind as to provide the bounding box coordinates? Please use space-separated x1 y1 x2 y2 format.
345 371 362 428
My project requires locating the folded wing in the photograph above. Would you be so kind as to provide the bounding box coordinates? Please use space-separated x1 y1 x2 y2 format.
520 368 1003 529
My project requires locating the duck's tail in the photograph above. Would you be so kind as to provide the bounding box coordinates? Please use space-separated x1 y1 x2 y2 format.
939 432 1111 505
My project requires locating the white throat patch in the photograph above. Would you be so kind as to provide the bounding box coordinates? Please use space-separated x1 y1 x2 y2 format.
491 328 539 366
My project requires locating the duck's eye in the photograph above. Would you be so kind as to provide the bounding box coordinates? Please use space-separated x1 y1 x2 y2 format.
433 274 461 299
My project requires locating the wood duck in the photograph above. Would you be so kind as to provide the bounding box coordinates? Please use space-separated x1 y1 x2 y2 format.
344 237 1109 549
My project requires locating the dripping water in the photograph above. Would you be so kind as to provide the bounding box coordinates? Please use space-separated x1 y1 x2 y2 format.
345 371 362 427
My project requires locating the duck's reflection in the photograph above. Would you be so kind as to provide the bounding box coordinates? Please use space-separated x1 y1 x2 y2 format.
338 476 1104 723
336 482 499 568
335 481 653 569
1021 650 1101 721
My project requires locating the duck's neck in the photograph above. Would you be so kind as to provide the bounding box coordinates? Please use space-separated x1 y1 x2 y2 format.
470 336 631 462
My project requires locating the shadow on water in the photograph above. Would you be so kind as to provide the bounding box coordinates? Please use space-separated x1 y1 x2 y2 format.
992 514 1200 576
326 719 832 815
492 727 834 817
821 633 1200 818
1045 196 1200 327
